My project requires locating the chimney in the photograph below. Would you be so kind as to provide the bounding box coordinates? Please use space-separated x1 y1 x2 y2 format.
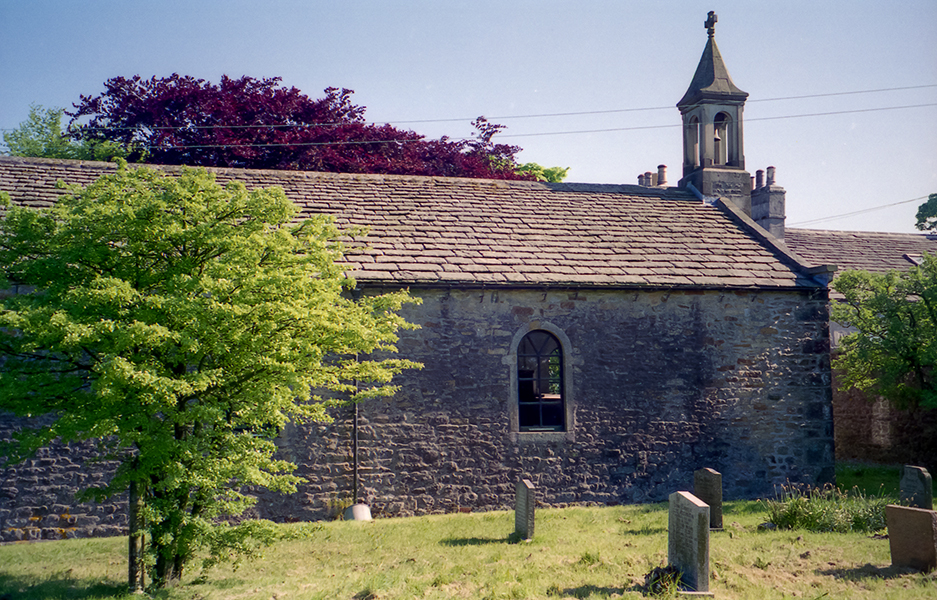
750 166 786 240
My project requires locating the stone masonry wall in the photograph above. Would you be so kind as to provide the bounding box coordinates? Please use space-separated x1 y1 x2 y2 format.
831 369 937 473
1 285 834 537
251 285 834 521
0 415 125 542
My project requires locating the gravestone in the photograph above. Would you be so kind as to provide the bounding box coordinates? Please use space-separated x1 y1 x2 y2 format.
515 479 536 540
885 504 937 572
694 468 723 530
343 503 372 521
668 491 713 595
900 465 933 510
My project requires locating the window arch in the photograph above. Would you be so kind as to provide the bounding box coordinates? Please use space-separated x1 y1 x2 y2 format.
517 330 564 431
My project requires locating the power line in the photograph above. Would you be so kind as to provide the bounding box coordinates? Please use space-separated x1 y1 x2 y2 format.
788 195 929 227
392 84 937 124
130 102 937 149
2 83 935 133
500 103 937 139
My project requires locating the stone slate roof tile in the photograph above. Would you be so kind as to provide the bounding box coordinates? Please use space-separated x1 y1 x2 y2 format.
785 228 937 274
0 156 822 290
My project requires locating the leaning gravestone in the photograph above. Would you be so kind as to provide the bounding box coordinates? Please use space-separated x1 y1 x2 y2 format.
885 504 937 572
694 468 723 530
900 465 933 510
515 479 536 540
668 491 713 595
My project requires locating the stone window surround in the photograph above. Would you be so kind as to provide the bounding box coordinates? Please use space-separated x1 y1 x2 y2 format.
504 320 576 444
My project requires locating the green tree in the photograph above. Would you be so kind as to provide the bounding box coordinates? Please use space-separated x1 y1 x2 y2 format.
0 163 420 587
831 255 937 410
3 104 128 161
516 162 570 183
915 193 937 232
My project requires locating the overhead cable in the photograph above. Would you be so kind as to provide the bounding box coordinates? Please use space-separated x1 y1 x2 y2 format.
789 195 930 227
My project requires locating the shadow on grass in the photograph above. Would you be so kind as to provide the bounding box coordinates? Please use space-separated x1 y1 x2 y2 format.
439 532 521 546
818 562 923 580
548 584 630 598
0 574 129 599
620 527 667 536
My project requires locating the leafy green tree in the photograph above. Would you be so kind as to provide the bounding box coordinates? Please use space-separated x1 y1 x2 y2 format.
3 104 128 161
0 163 420 587
915 193 937 232
832 254 937 410
516 162 570 183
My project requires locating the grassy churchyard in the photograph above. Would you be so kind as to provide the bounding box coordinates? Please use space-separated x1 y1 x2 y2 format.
0 463 934 600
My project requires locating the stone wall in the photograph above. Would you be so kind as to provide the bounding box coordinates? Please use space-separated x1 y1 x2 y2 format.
832 369 937 473
1 285 834 537
253 285 834 520
0 415 125 542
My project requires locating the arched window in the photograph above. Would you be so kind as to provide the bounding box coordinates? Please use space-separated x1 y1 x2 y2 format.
517 330 564 431
714 113 730 166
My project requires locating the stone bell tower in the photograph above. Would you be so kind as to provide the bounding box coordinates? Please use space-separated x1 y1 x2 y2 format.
677 12 752 214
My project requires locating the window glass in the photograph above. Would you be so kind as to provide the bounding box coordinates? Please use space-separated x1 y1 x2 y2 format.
517 330 564 431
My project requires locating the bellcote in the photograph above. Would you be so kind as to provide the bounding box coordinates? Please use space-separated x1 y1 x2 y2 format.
678 11 751 214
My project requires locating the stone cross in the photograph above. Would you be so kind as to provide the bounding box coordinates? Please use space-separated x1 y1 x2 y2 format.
515 479 536 540
900 465 933 510
668 491 712 594
705 11 717 38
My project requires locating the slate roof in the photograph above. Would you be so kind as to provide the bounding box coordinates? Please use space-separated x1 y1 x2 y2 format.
785 228 937 274
0 156 823 290
677 35 747 108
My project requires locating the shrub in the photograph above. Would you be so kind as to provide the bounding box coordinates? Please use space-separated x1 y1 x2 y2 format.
762 483 892 533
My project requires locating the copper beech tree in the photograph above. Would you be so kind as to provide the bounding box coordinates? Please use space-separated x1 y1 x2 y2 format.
0 163 420 587
66 75 534 179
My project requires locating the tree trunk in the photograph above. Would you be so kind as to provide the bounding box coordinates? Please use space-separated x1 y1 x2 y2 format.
128 480 145 592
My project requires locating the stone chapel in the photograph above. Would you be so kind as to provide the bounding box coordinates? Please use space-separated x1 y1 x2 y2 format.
0 14 837 539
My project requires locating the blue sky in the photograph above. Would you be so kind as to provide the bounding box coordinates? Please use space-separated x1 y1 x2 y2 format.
2 0 935 233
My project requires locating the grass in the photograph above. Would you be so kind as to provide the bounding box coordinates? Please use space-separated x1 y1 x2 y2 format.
2 500 935 600
836 461 937 498
763 483 891 533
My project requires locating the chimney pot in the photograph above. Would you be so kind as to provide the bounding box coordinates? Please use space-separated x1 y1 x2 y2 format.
766 166 776 186
755 169 764 189
638 173 646 186
657 165 667 186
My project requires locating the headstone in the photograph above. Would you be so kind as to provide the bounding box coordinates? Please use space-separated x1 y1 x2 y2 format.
694 468 723 530
900 465 933 510
343 503 372 521
515 479 536 540
668 491 712 595
886 504 937 572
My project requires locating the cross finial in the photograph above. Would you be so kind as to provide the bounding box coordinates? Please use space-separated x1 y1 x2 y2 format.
705 11 717 38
